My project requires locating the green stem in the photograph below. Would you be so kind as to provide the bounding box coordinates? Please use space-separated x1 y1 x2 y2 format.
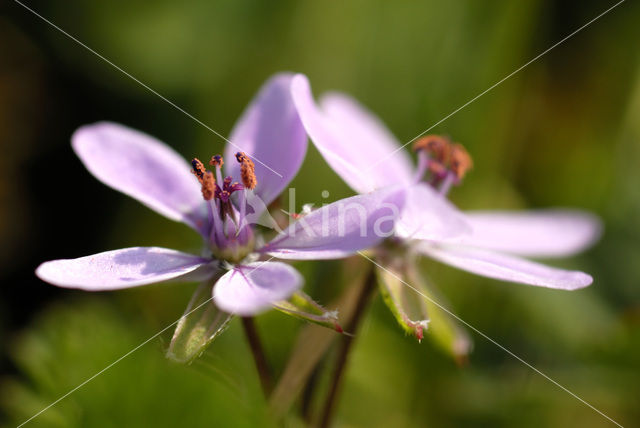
318 268 377 428
241 316 273 397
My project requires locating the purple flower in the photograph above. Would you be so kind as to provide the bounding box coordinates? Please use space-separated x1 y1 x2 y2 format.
291 74 601 291
36 73 404 317
291 74 601 348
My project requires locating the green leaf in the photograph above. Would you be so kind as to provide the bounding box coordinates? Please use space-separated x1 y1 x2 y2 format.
1 299 273 427
273 291 344 333
166 280 233 364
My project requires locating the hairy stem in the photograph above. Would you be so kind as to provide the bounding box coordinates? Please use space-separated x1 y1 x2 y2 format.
318 268 377 428
241 316 273 396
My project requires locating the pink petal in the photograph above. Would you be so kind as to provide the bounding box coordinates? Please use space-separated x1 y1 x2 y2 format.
319 92 415 185
458 210 602 257
291 74 414 194
36 247 212 291
263 187 405 260
417 243 592 290
395 183 471 241
72 122 207 234
225 73 307 208
213 262 303 316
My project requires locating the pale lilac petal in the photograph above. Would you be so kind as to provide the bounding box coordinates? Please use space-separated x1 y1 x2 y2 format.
213 261 303 316
417 243 592 290
262 187 405 260
72 122 207 233
36 247 213 291
291 74 413 194
320 92 414 185
225 73 307 208
458 210 602 257
395 183 471 241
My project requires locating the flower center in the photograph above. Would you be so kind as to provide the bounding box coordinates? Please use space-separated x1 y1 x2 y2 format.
412 134 473 195
191 153 258 263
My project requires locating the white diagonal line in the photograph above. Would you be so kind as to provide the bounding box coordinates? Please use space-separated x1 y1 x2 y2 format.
15 295 214 428
17 256 275 427
358 251 624 427
12 0 283 179
366 0 625 173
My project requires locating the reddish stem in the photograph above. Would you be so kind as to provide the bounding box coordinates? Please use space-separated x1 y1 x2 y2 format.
241 316 273 396
318 268 377 428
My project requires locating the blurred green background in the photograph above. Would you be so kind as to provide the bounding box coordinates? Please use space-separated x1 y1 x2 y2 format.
1 0 639 426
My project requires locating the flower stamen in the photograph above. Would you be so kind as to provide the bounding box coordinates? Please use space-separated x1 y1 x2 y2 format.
209 155 224 168
412 135 473 193
413 135 450 163
450 143 473 181
191 158 207 183
235 152 257 190
191 153 255 262
210 155 224 184
201 171 216 200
